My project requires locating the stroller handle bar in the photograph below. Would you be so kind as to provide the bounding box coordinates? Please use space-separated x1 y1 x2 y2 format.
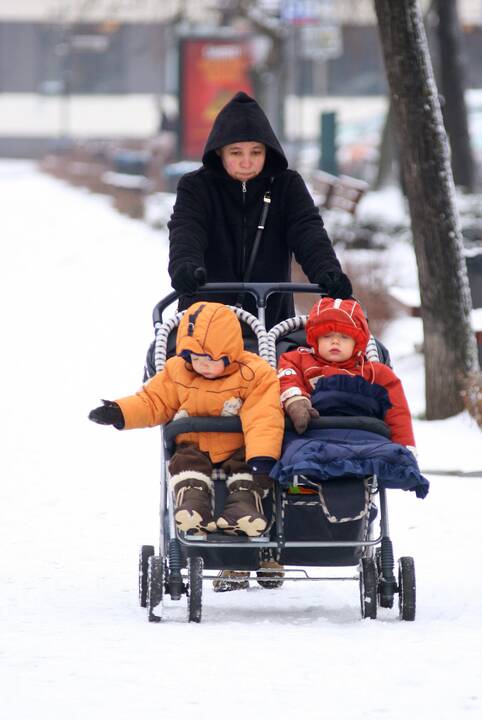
153 282 324 324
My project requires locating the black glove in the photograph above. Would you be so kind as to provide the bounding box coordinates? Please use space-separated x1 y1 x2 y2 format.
315 270 353 299
171 264 207 294
88 400 125 429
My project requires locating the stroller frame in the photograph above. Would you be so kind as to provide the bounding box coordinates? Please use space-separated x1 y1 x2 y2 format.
138 283 416 623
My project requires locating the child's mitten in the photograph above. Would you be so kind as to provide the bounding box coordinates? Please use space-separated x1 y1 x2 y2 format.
88 400 125 429
285 398 319 434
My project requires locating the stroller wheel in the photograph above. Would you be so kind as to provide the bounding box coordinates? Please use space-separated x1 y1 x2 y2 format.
187 556 203 623
138 545 155 607
375 547 382 575
375 547 394 609
359 557 377 619
398 557 416 621
147 555 164 623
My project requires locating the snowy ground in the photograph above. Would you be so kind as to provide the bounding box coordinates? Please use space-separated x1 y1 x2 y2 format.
1 161 481 720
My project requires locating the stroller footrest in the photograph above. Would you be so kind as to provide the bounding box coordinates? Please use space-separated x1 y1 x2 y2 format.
178 530 270 545
204 532 268 544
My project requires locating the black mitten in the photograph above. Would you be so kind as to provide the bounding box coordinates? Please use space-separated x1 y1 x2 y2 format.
88 400 125 429
171 264 206 294
314 270 353 299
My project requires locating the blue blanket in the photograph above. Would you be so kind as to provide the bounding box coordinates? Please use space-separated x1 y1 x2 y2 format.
271 428 429 498
271 375 429 499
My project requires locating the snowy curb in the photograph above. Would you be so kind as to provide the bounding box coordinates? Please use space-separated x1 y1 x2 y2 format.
421 469 482 477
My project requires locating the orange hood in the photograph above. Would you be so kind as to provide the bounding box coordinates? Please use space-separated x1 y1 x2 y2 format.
176 302 244 367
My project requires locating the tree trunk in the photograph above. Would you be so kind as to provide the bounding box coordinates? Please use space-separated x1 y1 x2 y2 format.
374 101 398 189
374 4 432 191
435 0 475 191
374 0 479 419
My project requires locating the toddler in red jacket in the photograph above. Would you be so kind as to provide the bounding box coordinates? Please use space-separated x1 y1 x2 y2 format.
278 297 416 450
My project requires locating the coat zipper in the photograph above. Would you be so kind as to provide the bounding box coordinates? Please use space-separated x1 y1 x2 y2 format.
241 181 247 276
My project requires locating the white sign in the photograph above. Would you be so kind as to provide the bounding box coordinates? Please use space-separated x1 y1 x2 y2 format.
299 24 342 59
281 0 336 24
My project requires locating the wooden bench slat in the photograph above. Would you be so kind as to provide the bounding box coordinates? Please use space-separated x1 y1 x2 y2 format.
310 170 369 215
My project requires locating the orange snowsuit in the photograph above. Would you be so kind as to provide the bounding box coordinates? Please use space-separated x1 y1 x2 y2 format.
115 302 284 464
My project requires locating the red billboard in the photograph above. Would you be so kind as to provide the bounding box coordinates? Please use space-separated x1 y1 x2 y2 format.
179 37 253 160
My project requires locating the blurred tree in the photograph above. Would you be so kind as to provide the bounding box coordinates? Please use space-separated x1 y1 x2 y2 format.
216 0 286 139
374 0 479 419
373 100 398 189
435 0 475 191
374 1 476 193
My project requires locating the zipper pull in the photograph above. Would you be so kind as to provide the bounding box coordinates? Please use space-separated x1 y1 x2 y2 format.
242 181 247 194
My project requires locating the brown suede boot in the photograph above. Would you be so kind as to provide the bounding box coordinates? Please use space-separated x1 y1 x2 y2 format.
256 559 285 589
212 570 250 593
216 474 272 537
171 472 216 535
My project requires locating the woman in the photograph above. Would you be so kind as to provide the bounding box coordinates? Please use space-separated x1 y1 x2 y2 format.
168 91 352 330
167 91 353 592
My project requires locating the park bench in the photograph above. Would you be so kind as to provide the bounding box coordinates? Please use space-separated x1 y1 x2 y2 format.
100 149 152 219
310 169 369 215
101 170 151 219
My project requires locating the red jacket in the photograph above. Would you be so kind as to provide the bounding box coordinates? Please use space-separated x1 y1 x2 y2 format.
278 347 415 446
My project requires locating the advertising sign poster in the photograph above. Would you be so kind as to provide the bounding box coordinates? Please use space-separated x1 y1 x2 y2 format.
179 37 253 159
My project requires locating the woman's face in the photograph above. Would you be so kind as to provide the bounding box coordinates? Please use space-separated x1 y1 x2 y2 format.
219 142 266 181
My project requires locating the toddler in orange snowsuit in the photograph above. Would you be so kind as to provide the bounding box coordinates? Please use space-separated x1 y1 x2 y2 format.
89 302 284 537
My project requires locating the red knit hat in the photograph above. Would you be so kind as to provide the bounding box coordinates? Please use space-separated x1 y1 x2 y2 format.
306 298 370 356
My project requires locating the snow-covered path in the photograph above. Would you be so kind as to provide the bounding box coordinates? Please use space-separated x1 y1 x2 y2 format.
1 163 481 720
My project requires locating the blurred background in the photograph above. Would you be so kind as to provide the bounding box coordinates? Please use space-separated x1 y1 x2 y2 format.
2 0 482 184
1 0 482 366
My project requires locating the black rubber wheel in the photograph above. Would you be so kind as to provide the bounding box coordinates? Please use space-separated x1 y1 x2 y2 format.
147 555 164 623
187 556 203 623
359 557 378 619
398 556 416 621
138 545 155 608
375 547 394 609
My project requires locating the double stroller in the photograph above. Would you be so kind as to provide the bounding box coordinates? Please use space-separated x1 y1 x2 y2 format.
138 282 417 623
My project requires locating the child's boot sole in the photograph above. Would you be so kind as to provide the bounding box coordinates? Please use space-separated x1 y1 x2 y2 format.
175 509 216 534
212 570 250 592
216 515 267 537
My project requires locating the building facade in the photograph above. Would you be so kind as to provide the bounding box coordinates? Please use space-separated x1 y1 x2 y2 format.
1 0 482 156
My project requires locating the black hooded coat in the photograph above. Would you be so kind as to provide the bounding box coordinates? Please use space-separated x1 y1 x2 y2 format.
168 92 343 329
